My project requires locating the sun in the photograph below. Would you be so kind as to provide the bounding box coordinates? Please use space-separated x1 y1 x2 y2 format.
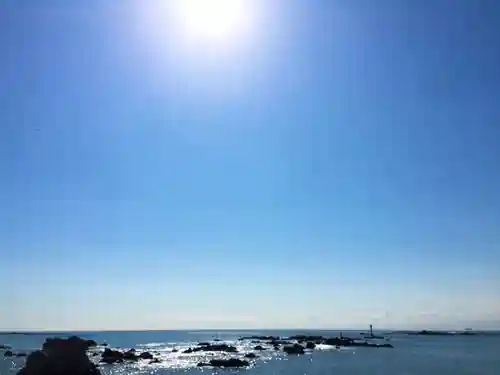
172 0 253 44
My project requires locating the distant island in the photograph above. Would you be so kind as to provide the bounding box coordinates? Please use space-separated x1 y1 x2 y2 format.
391 329 493 336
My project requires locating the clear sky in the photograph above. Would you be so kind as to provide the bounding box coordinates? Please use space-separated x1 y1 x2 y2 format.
1 0 499 331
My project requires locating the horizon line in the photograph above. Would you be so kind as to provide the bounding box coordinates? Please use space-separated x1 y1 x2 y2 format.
1 327 498 334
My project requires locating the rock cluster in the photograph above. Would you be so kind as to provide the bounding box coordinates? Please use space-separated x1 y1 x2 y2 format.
100 348 155 364
16 336 100 375
238 334 394 351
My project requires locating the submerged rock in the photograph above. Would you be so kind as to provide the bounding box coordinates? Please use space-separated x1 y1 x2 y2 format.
244 353 258 358
4 350 13 357
198 359 249 368
254 345 265 351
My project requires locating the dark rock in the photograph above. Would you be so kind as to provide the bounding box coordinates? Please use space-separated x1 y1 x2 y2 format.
323 337 394 348
101 343 108 347
191 344 237 353
213 338 222 342
138 352 153 360
305 342 316 349
101 348 124 364
122 350 138 361
324 337 354 346
198 359 250 368
376 343 393 348
287 335 325 342
283 344 305 355
149 358 161 364
16 353 27 357
244 353 258 358
17 337 100 375
182 348 193 354
198 342 210 346
4 350 13 357
253 345 265 351
171 349 179 353
0 344 12 350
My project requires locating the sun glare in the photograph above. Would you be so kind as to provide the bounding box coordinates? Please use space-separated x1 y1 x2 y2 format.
172 0 253 44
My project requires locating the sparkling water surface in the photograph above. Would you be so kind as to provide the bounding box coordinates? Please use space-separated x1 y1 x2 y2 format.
1 330 499 375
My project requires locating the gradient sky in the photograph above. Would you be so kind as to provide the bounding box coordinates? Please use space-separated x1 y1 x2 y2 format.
1 0 499 331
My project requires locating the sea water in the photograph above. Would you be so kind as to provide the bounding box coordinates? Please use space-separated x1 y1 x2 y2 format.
1 330 499 375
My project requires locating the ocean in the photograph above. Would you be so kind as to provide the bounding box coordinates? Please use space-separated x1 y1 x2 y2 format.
1 330 500 375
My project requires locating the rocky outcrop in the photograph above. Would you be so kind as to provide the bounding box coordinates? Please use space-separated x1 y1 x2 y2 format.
283 344 305 355
16 336 100 375
244 353 258 358
197 359 249 368
101 349 124 364
253 345 265 351
0 344 12 350
4 350 13 357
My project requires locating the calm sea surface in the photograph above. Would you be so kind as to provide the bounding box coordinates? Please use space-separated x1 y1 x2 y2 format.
1 330 499 375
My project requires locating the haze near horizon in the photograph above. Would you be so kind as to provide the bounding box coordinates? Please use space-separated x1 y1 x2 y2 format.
1 0 499 332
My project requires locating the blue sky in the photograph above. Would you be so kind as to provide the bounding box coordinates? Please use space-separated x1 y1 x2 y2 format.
1 0 499 331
